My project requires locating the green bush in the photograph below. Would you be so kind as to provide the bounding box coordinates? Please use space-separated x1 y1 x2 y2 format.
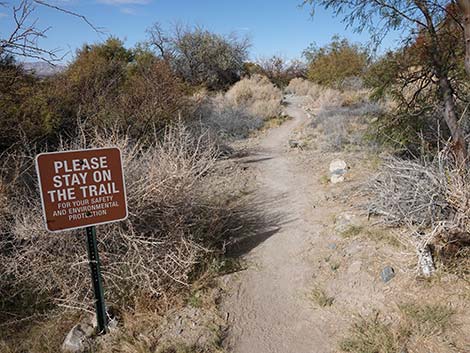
0 57 62 151
304 36 369 87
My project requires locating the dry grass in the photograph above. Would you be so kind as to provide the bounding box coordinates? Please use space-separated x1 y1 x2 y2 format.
261 114 291 130
287 78 382 151
309 286 334 307
399 302 455 336
340 313 408 353
339 224 402 248
340 303 457 353
286 78 346 109
312 103 382 151
194 76 286 140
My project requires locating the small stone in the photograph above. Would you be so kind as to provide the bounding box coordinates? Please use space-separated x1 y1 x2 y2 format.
288 139 303 149
328 243 337 250
329 160 348 183
334 212 357 233
62 323 93 353
108 317 119 331
380 266 395 283
330 174 345 184
417 245 435 277
329 159 347 174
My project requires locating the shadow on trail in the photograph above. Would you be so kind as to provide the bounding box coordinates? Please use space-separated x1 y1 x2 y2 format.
241 156 274 164
223 192 294 258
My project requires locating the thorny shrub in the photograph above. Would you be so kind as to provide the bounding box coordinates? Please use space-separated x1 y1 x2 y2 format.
366 153 470 267
195 93 264 139
0 123 257 326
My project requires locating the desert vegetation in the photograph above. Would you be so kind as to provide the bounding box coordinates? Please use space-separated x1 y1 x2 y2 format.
299 0 470 276
2 0 470 352
0 12 286 351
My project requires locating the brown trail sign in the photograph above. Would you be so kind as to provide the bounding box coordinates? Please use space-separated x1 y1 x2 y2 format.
35 147 127 232
35 147 128 334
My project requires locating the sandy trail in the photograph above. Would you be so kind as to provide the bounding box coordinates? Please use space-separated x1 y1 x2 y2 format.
223 97 336 353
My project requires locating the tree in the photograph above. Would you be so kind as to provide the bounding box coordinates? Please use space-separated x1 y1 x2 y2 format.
458 0 470 76
1 0 97 62
304 0 468 162
59 37 133 118
147 24 250 90
254 55 307 87
303 36 369 87
0 55 63 150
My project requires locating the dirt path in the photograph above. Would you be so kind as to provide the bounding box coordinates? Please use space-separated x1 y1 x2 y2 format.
223 97 338 353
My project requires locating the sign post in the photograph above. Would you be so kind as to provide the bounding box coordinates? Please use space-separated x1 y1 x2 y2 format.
86 226 107 334
35 147 128 335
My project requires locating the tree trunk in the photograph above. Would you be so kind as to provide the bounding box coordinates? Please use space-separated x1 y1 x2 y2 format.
414 0 467 163
439 75 467 163
457 0 470 77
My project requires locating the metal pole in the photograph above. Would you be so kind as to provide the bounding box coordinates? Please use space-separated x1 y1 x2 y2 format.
85 226 108 334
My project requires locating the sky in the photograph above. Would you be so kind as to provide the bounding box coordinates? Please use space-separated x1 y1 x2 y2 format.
1 0 403 63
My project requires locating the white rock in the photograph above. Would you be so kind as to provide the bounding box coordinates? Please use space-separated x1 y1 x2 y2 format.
330 174 345 184
329 159 348 183
329 159 347 174
418 245 435 277
62 323 93 353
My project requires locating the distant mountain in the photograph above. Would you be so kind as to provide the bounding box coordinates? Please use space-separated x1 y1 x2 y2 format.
21 62 66 77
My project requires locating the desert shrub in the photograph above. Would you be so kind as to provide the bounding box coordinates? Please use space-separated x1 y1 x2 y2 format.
195 94 263 139
0 123 252 326
366 154 470 268
147 24 250 90
367 156 451 228
56 38 133 128
47 40 188 141
116 58 189 138
225 75 282 120
285 77 322 98
252 56 307 88
303 36 369 87
363 21 470 155
316 88 346 109
0 58 62 151
312 101 382 151
285 78 350 108
340 76 365 91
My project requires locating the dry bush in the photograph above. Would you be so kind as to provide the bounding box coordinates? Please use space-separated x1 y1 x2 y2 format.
285 78 322 98
225 75 282 120
316 88 345 109
0 123 258 328
366 156 451 228
366 154 470 268
195 94 263 139
286 78 381 151
147 23 250 90
312 102 382 151
285 78 346 109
